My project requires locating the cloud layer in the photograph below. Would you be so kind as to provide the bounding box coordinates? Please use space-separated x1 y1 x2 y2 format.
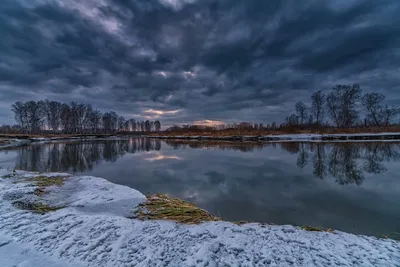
1 0 399 126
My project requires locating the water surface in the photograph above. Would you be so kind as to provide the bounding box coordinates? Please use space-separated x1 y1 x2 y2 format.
1 138 399 238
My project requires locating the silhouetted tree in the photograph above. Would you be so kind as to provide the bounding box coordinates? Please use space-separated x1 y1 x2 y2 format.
327 84 361 127
11 101 28 132
9 100 161 134
295 101 308 125
285 114 299 126
154 120 161 131
311 90 325 127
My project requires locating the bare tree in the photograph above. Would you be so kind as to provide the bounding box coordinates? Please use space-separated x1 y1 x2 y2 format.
327 84 361 128
10 100 162 135
311 90 326 127
23 101 44 133
362 93 400 126
128 119 136 131
60 103 72 133
102 112 118 133
11 102 28 133
285 114 299 126
381 105 400 126
295 101 308 125
76 103 88 134
362 93 384 127
154 120 161 131
117 116 126 131
87 108 102 133
145 120 151 132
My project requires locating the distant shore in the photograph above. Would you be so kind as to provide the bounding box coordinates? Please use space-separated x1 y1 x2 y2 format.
0 133 127 139
2 132 400 150
148 132 400 142
0 134 128 149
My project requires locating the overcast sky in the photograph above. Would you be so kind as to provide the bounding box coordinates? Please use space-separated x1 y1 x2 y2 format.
1 0 399 127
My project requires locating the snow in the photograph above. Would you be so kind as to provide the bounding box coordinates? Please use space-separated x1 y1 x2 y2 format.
0 139 30 149
0 169 399 267
0 233 80 267
150 132 400 142
262 132 400 140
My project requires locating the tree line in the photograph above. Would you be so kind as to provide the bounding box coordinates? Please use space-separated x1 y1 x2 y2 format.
6 100 161 134
165 84 399 133
285 84 400 129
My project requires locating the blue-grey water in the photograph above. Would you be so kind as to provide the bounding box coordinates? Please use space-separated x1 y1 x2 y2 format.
1 138 399 239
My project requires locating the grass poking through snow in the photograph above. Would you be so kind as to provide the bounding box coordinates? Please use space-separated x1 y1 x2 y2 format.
301 225 334 232
7 174 68 214
31 175 67 187
12 201 63 214
33 187 49 197
136 193 221 224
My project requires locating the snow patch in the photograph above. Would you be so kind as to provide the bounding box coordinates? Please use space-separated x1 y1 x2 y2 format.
0 170 399 267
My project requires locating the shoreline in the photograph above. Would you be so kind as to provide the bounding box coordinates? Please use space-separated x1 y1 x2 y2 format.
148 132 400 142
0 134 141 150
2 132 400 151
0 169 399 266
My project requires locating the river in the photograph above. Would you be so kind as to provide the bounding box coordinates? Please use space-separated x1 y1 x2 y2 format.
1 137 399 239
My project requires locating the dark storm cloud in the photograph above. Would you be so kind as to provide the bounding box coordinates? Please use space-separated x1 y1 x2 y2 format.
0 0 399 126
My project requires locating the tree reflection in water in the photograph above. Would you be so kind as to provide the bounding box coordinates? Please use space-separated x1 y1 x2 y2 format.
167 140 400 186
15 138 161 173
165 140 266 152
13 138 400 186
280 142 400 185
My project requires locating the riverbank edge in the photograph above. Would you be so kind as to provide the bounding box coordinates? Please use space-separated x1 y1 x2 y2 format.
0 134 145 150
148 132 400 142
0 169 397 238
0 169 399 266
2 132 400 150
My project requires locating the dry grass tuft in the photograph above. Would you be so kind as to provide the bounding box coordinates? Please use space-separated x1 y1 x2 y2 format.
232 220 250 226
31 175 67 187
136 193 221 224
11 175 68 187
12 201 62 214
33 187 49 197
301 225 334 233
380 232 400 240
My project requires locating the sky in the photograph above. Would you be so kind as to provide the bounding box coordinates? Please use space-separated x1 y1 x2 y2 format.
1 0 400 128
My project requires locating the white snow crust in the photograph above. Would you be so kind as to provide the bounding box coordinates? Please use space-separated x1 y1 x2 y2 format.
0 169 399 267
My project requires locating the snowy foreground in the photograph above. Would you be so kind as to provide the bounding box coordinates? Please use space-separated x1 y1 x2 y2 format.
0 170 399 267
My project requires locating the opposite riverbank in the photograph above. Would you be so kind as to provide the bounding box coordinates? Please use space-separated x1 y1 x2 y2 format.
0 134 137 150
148 132 400 142
0 169 399 266
2 132 400 151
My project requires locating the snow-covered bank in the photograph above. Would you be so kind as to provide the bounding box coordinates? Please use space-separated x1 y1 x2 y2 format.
149 132 400 142
0 138 30 149
0 135 131 150
0 170 399 267
0 233 80 267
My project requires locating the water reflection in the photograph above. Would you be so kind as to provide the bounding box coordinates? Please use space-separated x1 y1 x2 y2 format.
3 138 400 238
165 140 400 186
144 154 183 161
15 138 161 172
281 142 400 185
10 139 400 185
165 140 265 152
